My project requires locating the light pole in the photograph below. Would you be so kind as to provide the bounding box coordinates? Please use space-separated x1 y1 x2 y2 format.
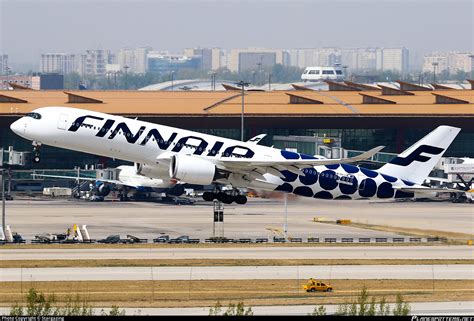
256 61 262 85
236 80 250 141
208 71 216 91
123 65 129 89
268 73 272 91
432 62 439 84
170 70 175 91
5 66 11 90
469 55 474 80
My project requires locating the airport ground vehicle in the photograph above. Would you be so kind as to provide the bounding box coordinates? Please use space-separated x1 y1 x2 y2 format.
301 65 344 82
303 279 333 292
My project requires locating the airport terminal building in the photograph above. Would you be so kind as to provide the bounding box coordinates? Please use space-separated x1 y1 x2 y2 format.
0 80 473 169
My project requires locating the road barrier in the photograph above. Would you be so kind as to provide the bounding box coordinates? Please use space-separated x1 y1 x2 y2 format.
1 235 449 245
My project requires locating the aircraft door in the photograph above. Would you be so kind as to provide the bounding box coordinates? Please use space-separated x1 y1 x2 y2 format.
57 114 69 130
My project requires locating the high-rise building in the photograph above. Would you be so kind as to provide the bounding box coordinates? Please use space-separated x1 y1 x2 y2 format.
293 48 340 69
78 49 114 76
0 54 8 75
423 52 473 74
377 47 409 73
228 48 286 72
184 48 211 70
422 53 448 74
40 53 76 74
147 52 201 74
183 48 224 70
117 47 151 74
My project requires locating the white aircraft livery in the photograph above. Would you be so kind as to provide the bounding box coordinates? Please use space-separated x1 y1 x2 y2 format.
10 107 461 204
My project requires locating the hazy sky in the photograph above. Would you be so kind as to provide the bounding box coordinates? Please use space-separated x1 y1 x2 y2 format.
0 0 472 66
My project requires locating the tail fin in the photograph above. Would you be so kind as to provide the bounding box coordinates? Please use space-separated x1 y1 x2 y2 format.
378 126 461 184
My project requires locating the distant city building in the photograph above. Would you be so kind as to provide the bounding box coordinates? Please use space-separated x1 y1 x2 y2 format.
287 47 409 73
117 47 151 74
0 75 32 90
183 48 210 70
0 73 63 90
40 53 76 74
341 48 376 70
78 49 115 76
37 73 64 89
377 47 409 73
105 64 121 73
290 48 340 69
0 54 8 75
423 52 473 74
228 48 286 72
183 48 224 70
147 52 201 74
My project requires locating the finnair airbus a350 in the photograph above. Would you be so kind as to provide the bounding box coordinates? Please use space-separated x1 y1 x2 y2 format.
10 107 461 204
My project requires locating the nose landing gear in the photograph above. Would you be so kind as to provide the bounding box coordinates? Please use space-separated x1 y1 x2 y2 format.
32 142 42 163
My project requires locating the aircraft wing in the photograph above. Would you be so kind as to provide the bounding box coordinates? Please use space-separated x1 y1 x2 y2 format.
393 186 463 193
31 173 137 188
216 146 384 179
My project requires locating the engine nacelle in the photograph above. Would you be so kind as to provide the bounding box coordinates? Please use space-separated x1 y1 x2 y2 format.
169 154 216 185
135 163 167 179
96 183 111 197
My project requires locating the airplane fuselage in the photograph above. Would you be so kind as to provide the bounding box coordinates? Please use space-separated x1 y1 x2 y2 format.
11 107 420 201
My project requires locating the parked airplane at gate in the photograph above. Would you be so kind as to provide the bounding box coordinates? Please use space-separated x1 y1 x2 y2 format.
10 107 461 204
32 165 186 200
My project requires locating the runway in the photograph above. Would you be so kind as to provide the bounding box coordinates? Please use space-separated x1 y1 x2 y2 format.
1 265 473 282
1 245 472 261
5 198 473 241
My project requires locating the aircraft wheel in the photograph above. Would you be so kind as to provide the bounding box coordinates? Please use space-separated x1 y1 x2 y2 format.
222 194 234 204
202 192 214 202
235 195 247 205
215 192 226 202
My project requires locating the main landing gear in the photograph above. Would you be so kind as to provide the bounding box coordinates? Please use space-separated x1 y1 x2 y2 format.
32 142 42 163
202 189 247 205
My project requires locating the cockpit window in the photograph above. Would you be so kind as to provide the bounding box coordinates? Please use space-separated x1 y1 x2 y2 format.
26 112 42 120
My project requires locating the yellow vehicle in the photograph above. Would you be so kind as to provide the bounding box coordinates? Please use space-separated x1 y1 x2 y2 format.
303 278 333 292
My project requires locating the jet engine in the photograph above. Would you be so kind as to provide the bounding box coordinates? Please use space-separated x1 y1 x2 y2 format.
169 154 216 185
96 182 111 197
134 163 167 179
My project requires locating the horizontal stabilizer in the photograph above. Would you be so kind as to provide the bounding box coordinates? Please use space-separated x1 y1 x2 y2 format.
394 186 462 193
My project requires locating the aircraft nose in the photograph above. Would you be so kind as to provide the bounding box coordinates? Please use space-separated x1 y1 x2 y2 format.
10 118 23 134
